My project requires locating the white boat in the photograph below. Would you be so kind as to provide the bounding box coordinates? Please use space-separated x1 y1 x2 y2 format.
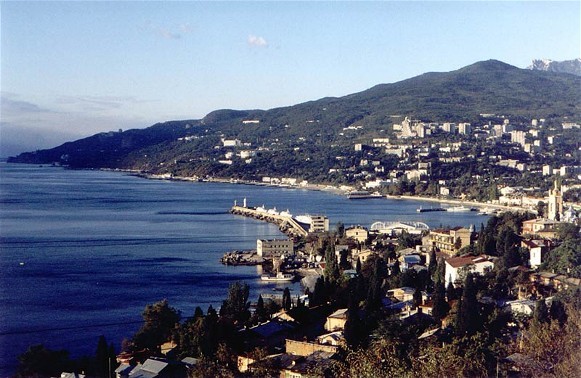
446 206 472 212
294 215 312 224
280 209 293 218
260 271 295 282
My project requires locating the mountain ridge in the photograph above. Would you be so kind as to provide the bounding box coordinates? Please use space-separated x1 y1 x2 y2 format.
8 59 581 169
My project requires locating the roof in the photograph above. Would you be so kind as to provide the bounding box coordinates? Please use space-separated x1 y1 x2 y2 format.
115 363 134 374
128 359 169 378
445 255 494 268
328 308 348 319
249 319 295 338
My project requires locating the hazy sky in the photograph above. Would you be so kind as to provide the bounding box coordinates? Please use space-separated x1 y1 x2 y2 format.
1 1 580 156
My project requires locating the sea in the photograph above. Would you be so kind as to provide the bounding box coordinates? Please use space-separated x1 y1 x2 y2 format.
0 163 490 375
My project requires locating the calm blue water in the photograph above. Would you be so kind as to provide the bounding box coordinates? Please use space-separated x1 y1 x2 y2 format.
0 163 489 374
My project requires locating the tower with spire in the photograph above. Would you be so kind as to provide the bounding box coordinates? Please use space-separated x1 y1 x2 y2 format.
547 180 563 221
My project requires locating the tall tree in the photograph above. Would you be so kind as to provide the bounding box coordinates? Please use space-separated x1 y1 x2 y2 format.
455 273 480 337
133 299 181 351
282 288 292 311
431 281 450 323
220 281 251 325
95 335 109 378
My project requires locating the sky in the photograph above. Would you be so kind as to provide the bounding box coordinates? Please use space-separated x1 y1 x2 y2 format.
1 1 580 157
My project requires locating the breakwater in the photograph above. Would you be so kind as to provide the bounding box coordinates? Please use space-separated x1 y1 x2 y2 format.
229 205 309 238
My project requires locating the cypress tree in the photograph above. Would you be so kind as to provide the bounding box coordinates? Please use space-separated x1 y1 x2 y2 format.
255 295 267 322
431 281 450 323
455 273 479 337
95 335 109 378
282 288 292 311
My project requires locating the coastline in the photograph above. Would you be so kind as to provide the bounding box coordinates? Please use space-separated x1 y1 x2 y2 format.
129 171 531 213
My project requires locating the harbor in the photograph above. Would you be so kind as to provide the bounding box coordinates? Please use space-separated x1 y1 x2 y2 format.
229 199 310 238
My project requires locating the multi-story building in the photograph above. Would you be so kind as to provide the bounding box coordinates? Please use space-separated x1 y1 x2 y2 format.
257 239 294 258
345 226 369 243
425 226 473 256
309 215 329 233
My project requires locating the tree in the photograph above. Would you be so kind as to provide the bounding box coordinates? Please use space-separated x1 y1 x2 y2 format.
16 344 73 377
324 243 341 286
133 299 181 351
254 295 267 323
220 281 251 325
533 299 549 324
536 200 546 218
282 288 292 311
413 287 423 308
344 296 363 349
431 281 450 323
95 335 110 378
455 273 480 337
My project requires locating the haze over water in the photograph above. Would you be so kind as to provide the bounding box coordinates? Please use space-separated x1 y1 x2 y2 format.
0 164 489 374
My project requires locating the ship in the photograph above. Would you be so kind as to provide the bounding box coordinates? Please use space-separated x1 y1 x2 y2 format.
446 205 475 212
260 271 295 282
347 190 383 199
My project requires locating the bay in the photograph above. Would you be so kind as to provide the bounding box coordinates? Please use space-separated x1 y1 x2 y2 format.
0 163 489 374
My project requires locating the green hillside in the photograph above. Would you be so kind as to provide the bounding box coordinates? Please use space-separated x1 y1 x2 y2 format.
9 60 581 172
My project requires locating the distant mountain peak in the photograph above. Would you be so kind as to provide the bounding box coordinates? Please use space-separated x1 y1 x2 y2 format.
528 58 581 76
458 59 518 73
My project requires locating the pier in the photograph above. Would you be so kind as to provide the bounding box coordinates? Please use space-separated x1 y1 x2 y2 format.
230 203 309 238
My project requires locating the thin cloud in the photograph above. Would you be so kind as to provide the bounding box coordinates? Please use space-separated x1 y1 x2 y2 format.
248 35 268 47
1 94 54 114
145 21 191 40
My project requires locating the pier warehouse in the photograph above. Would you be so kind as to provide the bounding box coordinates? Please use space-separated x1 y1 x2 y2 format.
257 239 294 258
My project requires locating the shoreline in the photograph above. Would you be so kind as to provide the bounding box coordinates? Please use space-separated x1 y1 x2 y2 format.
131 171 531 213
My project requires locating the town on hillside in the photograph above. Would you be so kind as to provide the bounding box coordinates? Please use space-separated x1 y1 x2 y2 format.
21 186 580 378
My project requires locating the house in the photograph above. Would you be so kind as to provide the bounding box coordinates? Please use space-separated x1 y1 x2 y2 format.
522 219 560 239
399 254 422 271
521 239 553 268
285 339 338 356
246 319 297 349
127 358 187 378
426 226 473 256
387 287 416 302
316 331 345 346
444 255 496 287
504 299 537 316
279 351 336 378
345 226 369 243
324 308 348 331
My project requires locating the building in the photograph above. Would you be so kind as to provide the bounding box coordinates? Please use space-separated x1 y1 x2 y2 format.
522 219 560 239
325 308 348 331
425 226 473 256
309 215 329 233
521 239 553 268
387 287 416 302
257 239 294 258
345 226 369 243
444 255 496 287
222 138 241 147
547 181 563 221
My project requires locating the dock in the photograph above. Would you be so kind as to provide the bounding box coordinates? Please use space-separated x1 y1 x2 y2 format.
230 205 309 238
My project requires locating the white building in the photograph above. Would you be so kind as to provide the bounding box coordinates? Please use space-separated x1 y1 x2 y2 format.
445 255 496 287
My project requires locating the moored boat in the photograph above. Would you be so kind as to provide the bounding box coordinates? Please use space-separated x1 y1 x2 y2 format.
260 271 295 282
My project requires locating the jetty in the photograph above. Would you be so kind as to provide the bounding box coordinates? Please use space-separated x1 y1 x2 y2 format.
221 250 263 266
229 200 309 238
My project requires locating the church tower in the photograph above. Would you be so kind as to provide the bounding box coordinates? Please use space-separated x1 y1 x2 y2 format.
547 180 563 220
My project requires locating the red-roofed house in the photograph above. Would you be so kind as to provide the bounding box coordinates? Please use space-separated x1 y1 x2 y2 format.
445 255 496 287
